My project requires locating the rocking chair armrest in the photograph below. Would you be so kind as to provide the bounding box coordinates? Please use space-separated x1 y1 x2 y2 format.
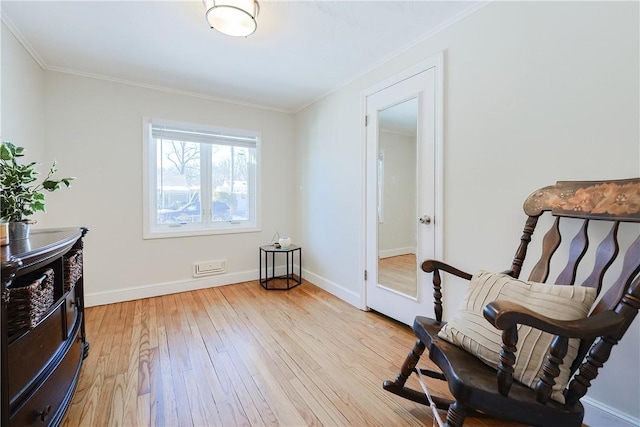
484 301 626 402
421 260 472 322
483 300 626 338
421 259 472 280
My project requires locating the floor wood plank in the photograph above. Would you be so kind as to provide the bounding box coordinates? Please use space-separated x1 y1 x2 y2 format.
65 280 526 426
378 254 417 297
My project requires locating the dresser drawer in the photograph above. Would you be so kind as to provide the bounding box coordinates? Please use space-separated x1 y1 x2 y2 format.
10 326 83 426
8 300 65 405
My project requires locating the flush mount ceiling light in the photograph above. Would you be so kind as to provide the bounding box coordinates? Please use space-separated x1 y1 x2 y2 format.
203 0 259 37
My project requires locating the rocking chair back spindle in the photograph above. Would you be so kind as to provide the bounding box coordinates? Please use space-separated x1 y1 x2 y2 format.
383 178 640 427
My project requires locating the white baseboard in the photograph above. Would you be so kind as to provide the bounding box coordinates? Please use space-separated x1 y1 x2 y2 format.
84 269 259 307
379 247 415 259
298 268 363 309
85 264 305 307
583 397 639 427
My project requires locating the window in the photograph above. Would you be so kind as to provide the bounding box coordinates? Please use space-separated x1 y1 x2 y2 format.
143 118 260 238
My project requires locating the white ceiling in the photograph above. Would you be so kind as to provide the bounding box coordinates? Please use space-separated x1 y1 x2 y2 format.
2 1 483 112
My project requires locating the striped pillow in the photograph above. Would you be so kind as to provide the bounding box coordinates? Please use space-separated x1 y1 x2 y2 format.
438 271 597 403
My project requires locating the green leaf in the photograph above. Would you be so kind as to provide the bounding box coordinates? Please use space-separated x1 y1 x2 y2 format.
42 180 61 191
32 201 45 212
0 143 12 161
61 177 75 187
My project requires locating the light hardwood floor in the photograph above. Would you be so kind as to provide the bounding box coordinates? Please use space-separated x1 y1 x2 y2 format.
378 254 417 297
62 280 523 426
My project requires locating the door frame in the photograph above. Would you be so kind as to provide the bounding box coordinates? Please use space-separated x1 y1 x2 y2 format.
359 52 445 312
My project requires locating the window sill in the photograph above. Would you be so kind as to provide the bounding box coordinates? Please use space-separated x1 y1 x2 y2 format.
144 224 260 240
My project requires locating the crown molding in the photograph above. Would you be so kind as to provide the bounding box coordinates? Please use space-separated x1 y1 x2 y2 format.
1 10 46 68
44 65 294 114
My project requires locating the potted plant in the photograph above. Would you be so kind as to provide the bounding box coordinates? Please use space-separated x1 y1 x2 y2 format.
0 142 75 241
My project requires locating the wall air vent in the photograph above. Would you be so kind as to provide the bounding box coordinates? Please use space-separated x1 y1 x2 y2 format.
192 259 226 277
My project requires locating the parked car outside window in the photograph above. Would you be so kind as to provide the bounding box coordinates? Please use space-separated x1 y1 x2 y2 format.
158 201 231 223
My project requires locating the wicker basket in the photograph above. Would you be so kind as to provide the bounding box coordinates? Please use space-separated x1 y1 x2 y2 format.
7 268 55 336
64 249 83 291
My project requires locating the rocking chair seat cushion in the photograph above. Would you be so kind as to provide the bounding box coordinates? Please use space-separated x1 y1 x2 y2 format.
437 271 597 403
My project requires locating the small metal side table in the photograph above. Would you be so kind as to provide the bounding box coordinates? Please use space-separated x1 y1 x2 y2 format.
259 244 302 290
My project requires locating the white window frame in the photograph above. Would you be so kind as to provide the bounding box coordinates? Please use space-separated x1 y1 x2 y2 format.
142 117 261 239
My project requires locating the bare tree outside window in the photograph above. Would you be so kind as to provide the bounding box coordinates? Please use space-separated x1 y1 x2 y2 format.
165 141 199 175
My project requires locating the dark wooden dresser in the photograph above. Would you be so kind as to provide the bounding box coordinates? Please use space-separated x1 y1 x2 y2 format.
1 227 89 426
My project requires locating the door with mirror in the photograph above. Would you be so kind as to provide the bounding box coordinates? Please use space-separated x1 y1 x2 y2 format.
365 59 442 326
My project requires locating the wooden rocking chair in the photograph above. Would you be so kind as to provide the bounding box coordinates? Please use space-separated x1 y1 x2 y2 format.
383 178 640 427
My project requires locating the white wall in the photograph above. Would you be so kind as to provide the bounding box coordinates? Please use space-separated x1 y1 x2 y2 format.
0 6 2 138
378 130 416 257
294 1 639 423
1 22 48 225
0 36 297 304
39 72 296 304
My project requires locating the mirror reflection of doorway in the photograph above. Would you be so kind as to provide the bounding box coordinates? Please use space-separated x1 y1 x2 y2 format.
377 98 418 297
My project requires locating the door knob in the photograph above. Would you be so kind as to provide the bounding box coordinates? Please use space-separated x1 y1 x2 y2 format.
419 215 431 224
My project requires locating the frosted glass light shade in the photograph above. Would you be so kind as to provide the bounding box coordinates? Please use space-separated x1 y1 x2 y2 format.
204 0 259 37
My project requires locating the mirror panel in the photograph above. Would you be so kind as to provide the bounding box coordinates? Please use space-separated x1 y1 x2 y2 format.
377 98 418 297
